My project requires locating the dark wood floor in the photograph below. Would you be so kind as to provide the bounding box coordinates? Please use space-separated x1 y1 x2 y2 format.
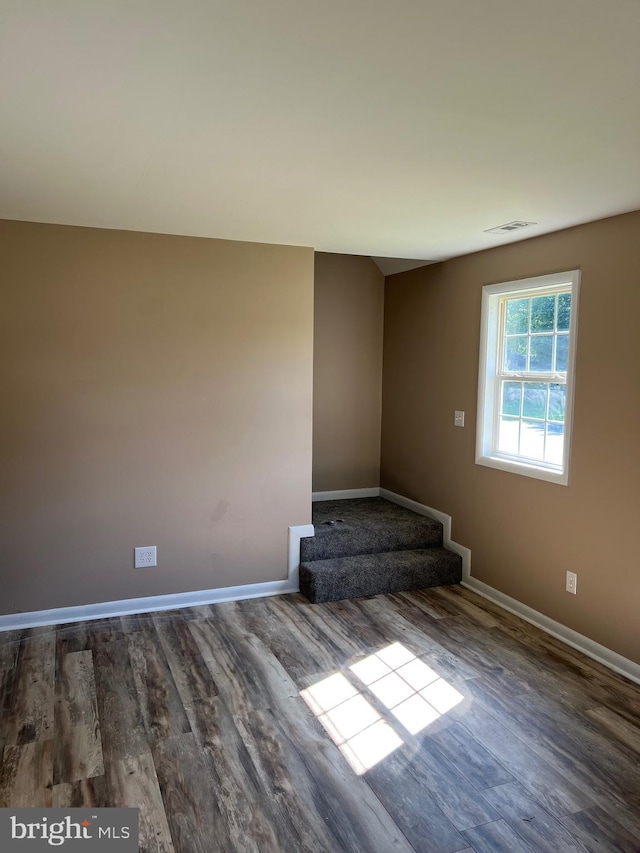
1 585 639 852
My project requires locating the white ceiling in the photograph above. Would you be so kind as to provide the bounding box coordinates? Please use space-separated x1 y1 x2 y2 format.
2 1 640 261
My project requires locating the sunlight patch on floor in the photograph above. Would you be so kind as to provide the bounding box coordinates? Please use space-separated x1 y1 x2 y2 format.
300 642 464 774
300 672 402 774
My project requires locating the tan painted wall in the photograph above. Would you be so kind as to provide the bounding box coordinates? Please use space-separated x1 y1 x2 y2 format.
381 210 640 664
0 220 313 614
313 253 384 491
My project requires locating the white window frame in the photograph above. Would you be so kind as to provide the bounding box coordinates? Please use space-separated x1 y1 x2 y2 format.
476 269 580 485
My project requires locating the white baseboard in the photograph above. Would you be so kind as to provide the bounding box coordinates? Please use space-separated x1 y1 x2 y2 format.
288 523 315 590
379 488 471 581
0 524 316 633
462 576 640 686
5 494 636 688
0 579 299 632
379 489 639 685
312 488 380 501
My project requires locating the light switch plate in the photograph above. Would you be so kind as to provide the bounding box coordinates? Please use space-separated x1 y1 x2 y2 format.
454 410 465 427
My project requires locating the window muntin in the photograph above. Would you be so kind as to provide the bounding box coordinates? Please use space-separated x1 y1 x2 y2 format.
496 288 571 467
476 271 579 485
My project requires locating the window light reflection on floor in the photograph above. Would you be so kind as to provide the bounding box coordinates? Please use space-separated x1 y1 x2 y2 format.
351 642 464 733
300 643 464 775
300 672 402 774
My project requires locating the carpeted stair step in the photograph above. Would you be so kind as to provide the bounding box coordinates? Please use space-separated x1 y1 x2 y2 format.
300 547 462 604
301 497 442 562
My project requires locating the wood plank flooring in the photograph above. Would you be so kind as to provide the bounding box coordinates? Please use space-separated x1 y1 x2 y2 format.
1 585 639 852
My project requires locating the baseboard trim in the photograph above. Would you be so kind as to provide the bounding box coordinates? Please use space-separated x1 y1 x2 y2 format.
462 576 640 686
0 523 316 632
379 488 471 581
312 488 380 501
0 579 299 632
377 490 639 686
6 498 636 687
288 523 315 590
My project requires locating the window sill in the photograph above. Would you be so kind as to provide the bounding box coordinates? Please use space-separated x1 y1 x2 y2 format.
476 453 569 486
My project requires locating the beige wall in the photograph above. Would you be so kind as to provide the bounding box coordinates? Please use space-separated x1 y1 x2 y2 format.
0 220 313 614
381 210 640 664
313 253 384 491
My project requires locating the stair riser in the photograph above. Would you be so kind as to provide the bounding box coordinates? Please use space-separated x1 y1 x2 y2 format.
300 551 462 604
300 525 443 562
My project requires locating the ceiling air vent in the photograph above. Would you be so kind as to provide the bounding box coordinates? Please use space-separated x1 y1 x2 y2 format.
484 221 537 235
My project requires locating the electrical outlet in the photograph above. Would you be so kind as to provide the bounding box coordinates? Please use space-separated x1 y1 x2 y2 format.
454 410 465 427
566 571 577 594
135 546 157 569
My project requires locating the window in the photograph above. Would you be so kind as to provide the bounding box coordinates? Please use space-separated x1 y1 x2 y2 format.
476 270 580 485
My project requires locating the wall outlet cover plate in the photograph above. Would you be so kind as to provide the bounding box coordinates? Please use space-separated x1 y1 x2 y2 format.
135 546 157 569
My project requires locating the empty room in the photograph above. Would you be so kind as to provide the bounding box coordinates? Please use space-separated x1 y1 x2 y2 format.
1 2 639 852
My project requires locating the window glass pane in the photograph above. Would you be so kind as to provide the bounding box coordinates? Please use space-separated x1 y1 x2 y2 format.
505 298 529 335
522 383 547 419
555 335 569 372
498 416 519 455
548 383 566 422
544 422 565 465
530 295 555 332
557 293 571 330
519 420 545 460
481 274 577 480
529 335 553 372
502 381 522 416
505 336 527 371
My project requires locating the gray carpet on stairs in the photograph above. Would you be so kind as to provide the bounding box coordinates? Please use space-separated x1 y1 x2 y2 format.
300 547 462 604
299 497 462 603
300 497 442 562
